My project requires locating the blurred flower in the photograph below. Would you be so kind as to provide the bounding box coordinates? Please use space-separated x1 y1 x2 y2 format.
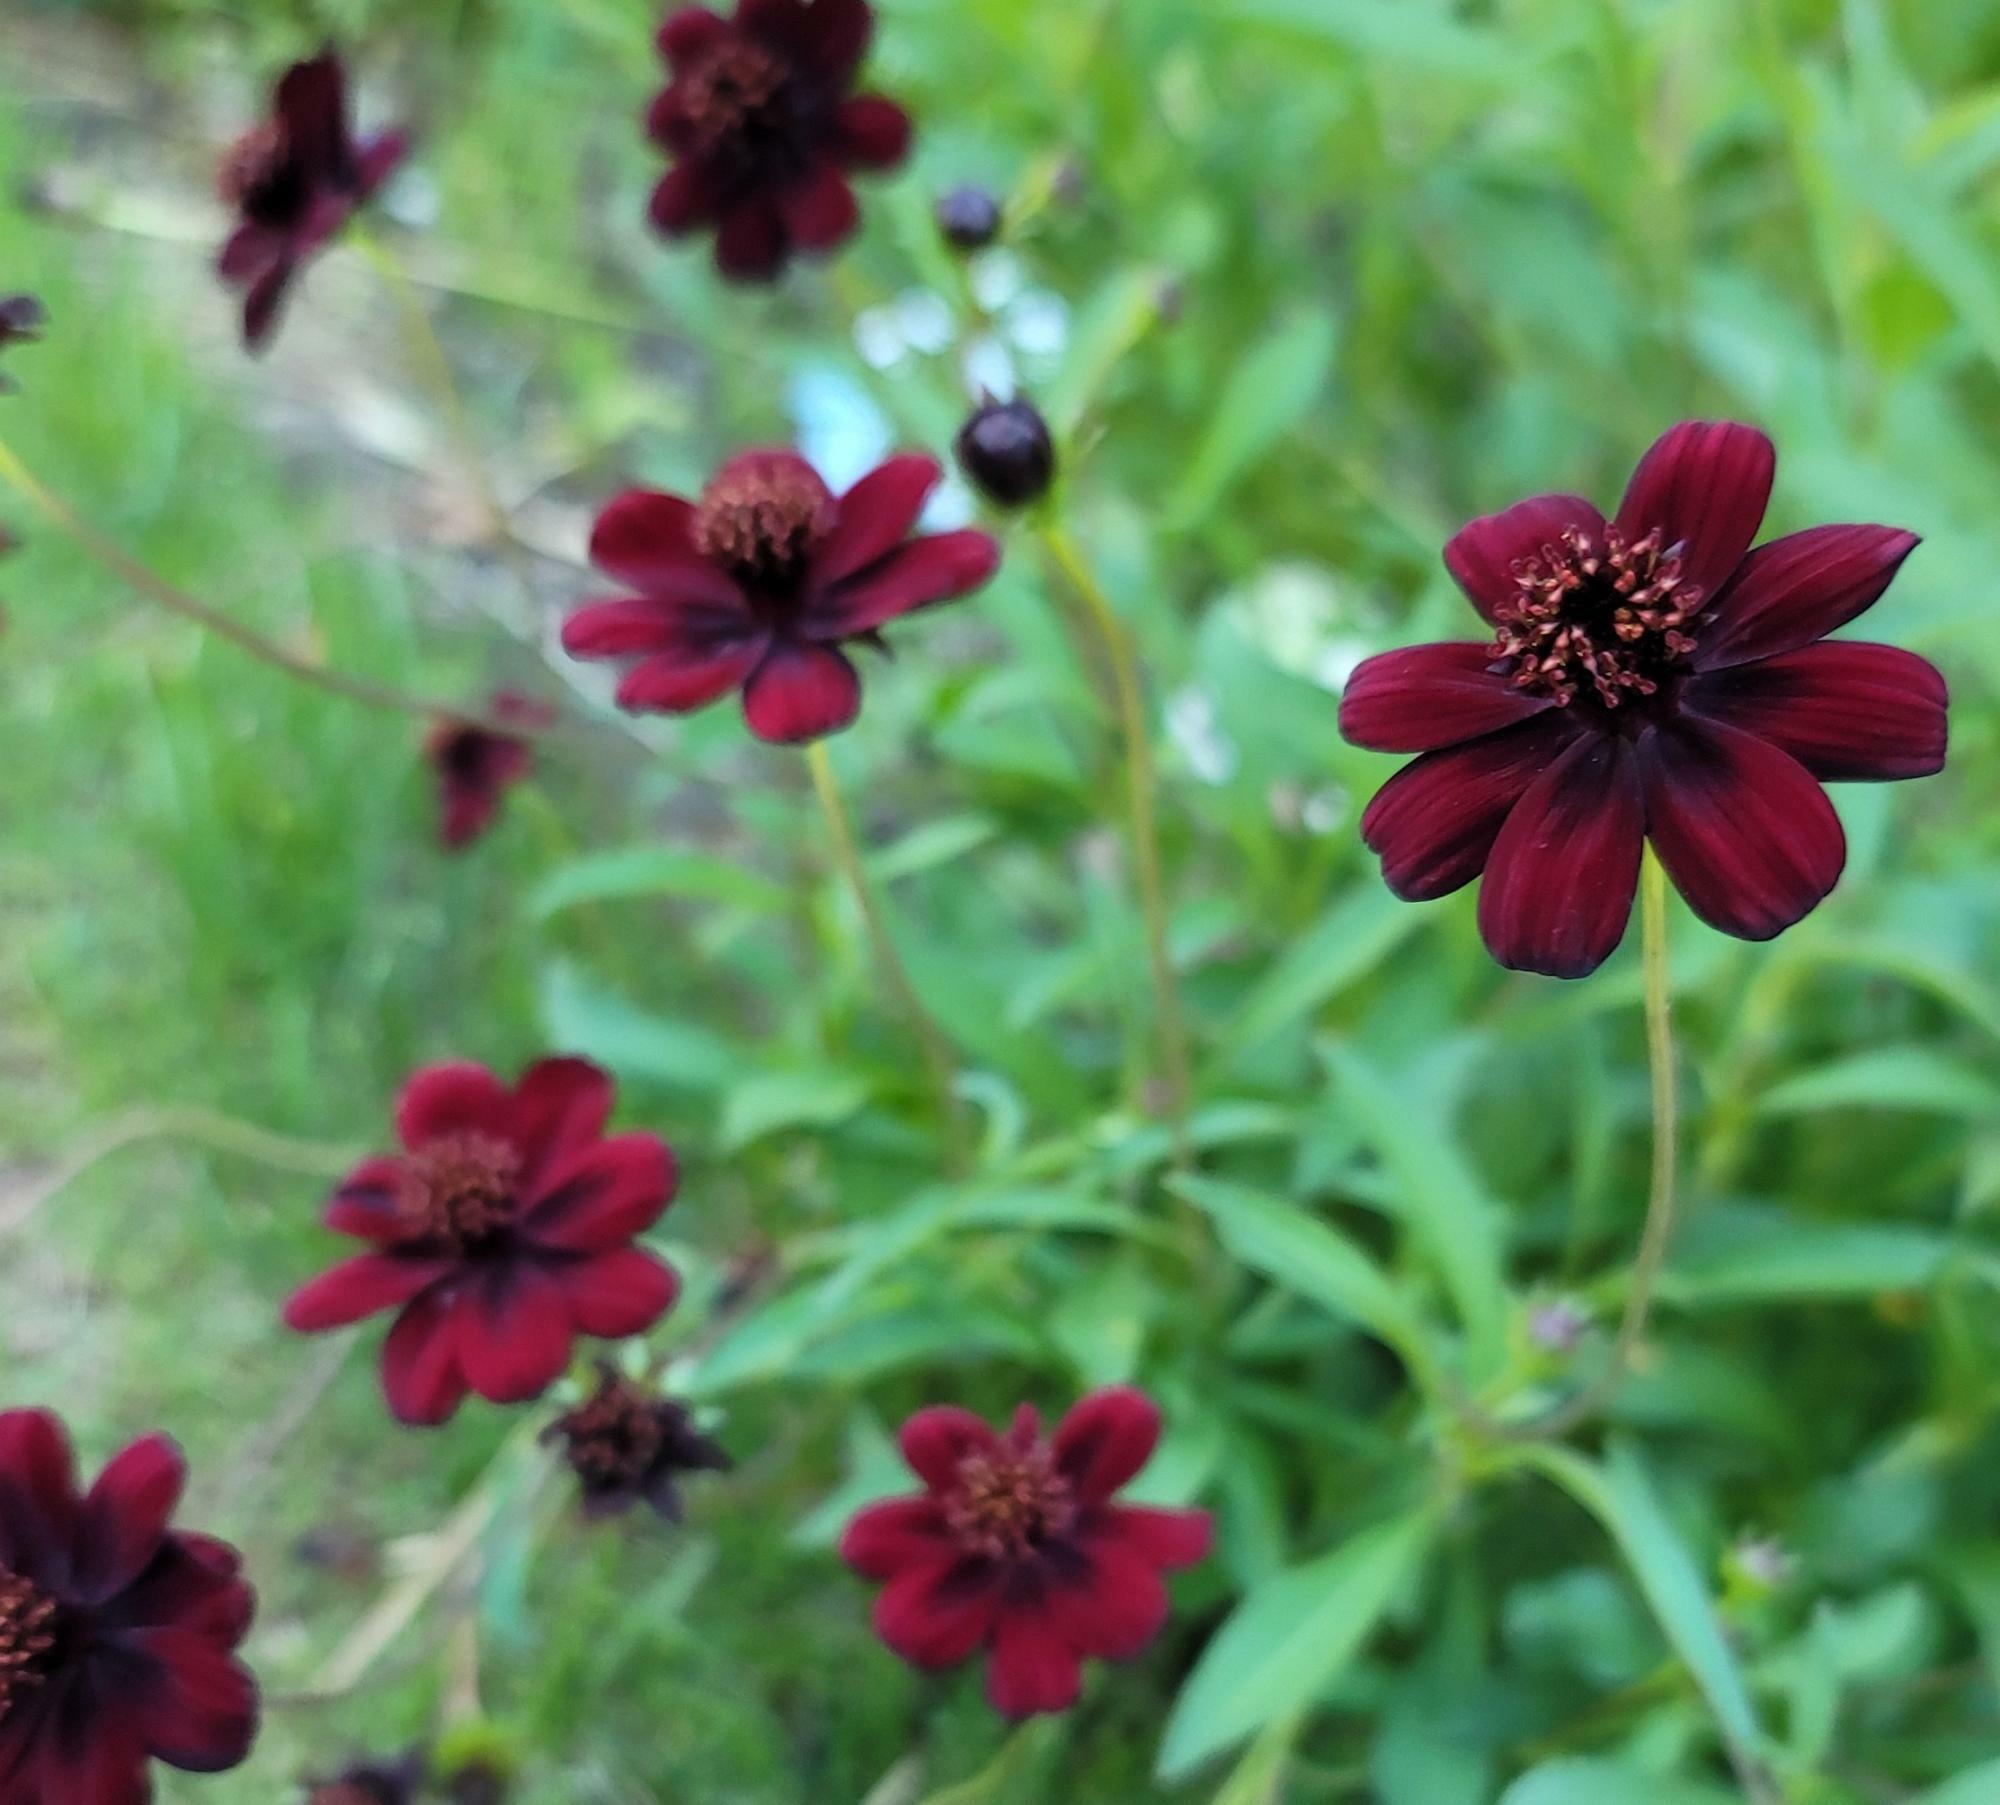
563 450 998 744
305 1751 426 1805
543 1363 731 1521
424 692 553 851
1527 1296 1593 1355
0 293 44 392
955 396 1055 511
283 1059 680 1427
647 0 910 282
936 184 1002 251
840 1387 1211 1718
217 51 409 350
1341 421 1948 978
0 1410 257 1803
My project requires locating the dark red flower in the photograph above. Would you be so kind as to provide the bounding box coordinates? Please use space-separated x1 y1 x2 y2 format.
542 1364 731 1521
0 295 44 394
282 1059 681 1427
1340 421 1948 978
562 450 998 744
305 1751 425 1805
217 52 408 350
647 0 911 281
839 1388 1211 1718
0 1410 257 1804
424 692 553 851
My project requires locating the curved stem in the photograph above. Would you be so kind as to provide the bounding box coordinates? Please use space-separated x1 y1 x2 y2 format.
0 434 527 737
805 739 969 1172
1036 522 1193 1168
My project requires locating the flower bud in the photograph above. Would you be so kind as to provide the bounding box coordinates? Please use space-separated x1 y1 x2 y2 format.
936 184 1002 251
955 397 1056 510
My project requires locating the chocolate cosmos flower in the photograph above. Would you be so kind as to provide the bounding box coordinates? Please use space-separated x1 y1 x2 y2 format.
283 1059 681 1427
217 53 408 349
840 1388 1211 1718
543 1365 731 1521
648 0 911 281
0 1411 257 1805
1341 421 1948 977
425 693 552 851
563 450 999 744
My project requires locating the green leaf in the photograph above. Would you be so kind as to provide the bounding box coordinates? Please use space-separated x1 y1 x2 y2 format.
1218 0 1523 78
1663 1207 1953 1306
529 845 789 919
719 1069 874 1150
539 962 733 1092
1755 1044 2000 1119
1168 308 1337 524
1157 1508 1434 1781
1498 1760 1737 1805
1223 886 1423 1061
1915 1761 2000 1805
868 813 999 883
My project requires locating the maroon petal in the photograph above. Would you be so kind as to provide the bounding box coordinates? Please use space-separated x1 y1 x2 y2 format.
838 96 912 170
521 1134 676 1251
561 598 683 659
658 6 730 63
285 1255 451 1332
899 1407 1003 1491
782 166 861 253
615 635 770 713
563 1247 680 1339
1640 718 1846 941
0 1410 80 1577
379 1290 471 1427
588 492 745 607
1095 1503 1213 1571
72 1436 185 1605
324 1157 410 1242
122 1630 258 1773
394 1061 511 1151
1339 642 1553 753
273 54 349 181
105 1535 253 1644
1359 714 1579 902
216 224 281 283
1614 420 1775 604
808 531 999 640
1051 1387 1160 1504
1046 1538 1169 1659
1695 525 1922 670
34 1685 148 1805
355 131 408 198
511 1056 615 1174
1476 733 1644 979
742 640 862 742
874 1556 1002 1668
782 0 874 74
1685 642 1946 783
839 1497 953 1579
242 259 296 350
1444 493 1607 625
459 1266 573 1404
986 1607 1083 1717
816 455 944 586
716 200 789 282
649 164 716 235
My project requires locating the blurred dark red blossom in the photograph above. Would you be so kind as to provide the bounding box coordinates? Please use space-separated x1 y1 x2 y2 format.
840 1388 1211 1718
1340 421 1948 978
425 692 554 851
0 1410 257 1804
217 52 408 350
0 294 44 393
305 1751 425 1805
647 0 910 281
563 450 998 744
283 1059 680 1427
543 1364 731 1521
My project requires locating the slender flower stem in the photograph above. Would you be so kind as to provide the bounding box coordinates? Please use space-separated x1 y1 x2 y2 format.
805 739 969 1171
0 434 526 737
1036 522 1193 1167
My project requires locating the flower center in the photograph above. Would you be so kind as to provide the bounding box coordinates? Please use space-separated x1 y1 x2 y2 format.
552 1373 667 1488
397 1133 521 1252
944 1448 1074 1560
0 1568 58 1721
308 1788 382 1805
1492 523 1702 711
673 39 792 156
694 461 833 594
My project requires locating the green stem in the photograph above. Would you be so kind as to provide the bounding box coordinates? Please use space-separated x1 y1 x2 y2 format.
806 739 969 1173
0 435 522 735
1036 522 1193 1168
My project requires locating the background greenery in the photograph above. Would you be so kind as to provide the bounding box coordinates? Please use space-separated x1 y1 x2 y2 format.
4 0 2000 1799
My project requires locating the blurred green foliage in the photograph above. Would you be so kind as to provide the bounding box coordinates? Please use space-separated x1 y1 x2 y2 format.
4 0 2000 1800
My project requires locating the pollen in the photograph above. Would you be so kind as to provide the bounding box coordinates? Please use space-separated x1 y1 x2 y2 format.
695 459 834 592
396 1133 521 1251
0 1568 58 1720
944 1448 1075 1560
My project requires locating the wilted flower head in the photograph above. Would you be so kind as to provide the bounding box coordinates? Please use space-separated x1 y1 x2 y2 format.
283 1058 681 1426
0 294 44 393
0 1410 258 1804
217 52 408 349
956 396 1056 511
840 1388 1211 1717
563 449 998 743
425 692 553 851
1341 421 1948 977
305 1751 425 1805
543 1364 731 1521
647 0 910 281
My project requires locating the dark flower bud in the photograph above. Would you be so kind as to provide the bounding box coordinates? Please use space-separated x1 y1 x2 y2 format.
955 397 1056 510
543 1364 731 1522
936 184 1002 251
0 294 44 394
305 1752 426 1805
